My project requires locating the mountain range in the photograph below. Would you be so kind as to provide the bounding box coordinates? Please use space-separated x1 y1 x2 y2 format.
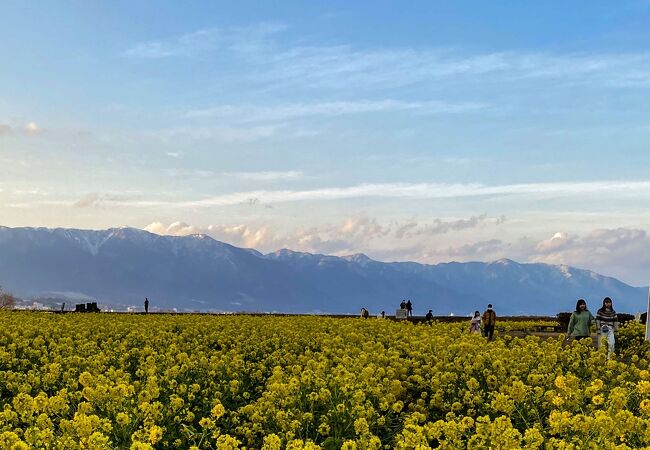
0 226 646 315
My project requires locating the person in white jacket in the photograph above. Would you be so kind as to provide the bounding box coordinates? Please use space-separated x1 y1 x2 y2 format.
470 311 482 334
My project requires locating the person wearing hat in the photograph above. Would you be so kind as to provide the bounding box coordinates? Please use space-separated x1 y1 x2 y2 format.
482 304 497 341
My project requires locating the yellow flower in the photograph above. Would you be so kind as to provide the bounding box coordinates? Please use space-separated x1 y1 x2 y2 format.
354 417 369 435
211 401 226 419
640 399 650 414
591 395 604 405
116 412 130 426
148 425 163 445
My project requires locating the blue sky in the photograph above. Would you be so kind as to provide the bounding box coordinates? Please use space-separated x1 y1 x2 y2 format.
2 1 650 284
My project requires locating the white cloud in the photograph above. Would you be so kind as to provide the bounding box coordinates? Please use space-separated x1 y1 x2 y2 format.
143 214 503 256
147 124 282 143
122 28 220 59
142 219 650 284
74 193 102 208
397 214 494 238
122 23 286 59
168 180 650 208
225 171 303 181
417 228 650 285
0 122 45 136
263 48 650 90
24 122 42 135
185 99 488 122
122 23 650 92
527 228 650 285
15 180 650 211
535 231 573 253
144 221 202 236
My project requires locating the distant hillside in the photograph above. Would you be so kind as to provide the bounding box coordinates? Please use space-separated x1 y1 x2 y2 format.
0 226 646 314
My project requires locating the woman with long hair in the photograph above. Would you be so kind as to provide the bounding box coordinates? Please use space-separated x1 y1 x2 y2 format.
596 297 618 355
567 298 595 343
470 311 482 334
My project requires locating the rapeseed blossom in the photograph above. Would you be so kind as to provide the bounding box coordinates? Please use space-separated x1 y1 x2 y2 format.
1 312 650 448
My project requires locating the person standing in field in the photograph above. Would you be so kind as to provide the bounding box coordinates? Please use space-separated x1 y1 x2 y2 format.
596 297 618 355
470 311 482 334
425 309 433 321
482 304 497 341
406 300 413 318
144 297 149 314
567 298 595 342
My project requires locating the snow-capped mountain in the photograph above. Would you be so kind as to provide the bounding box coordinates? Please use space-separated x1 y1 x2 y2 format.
0 226 646 314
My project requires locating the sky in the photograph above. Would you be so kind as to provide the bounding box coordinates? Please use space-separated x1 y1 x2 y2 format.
1 1 650 286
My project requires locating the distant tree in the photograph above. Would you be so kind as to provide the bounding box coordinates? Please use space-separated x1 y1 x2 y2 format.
0 286 16 310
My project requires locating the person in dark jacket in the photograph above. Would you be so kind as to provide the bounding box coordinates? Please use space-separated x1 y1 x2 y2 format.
405 300 413 318
482 304 497 341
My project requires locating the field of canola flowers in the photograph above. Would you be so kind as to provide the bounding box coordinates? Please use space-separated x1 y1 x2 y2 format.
1 312 650 450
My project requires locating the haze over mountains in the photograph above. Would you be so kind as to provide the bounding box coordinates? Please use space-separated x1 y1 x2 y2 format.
0 226 646 315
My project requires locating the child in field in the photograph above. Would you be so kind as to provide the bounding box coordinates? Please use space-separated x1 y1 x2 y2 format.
470 311 482 334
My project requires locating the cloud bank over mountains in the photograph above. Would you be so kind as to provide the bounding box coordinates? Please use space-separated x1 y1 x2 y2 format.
145 219 650 286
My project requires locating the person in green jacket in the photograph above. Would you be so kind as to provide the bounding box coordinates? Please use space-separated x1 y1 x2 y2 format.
567 298 595 342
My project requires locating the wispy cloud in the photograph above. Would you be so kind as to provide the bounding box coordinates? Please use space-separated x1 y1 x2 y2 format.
185 99 488 122
122 23 286 59
123 29 219 59
165 180 650 207
122 24 650 90
224 170 304 181
0 122 44 137
256 47 650 90
394 214 500 239
74 193 102 208
13 180 650 210
160 169 304 181
146 124 282 143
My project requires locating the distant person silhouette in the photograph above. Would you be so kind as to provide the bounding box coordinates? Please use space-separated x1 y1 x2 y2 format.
406 300 413 318
144 297 149 314
425 309 433 321
400 300 406 310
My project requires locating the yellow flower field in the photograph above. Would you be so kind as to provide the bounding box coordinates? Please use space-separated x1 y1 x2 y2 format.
1 312 650 449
